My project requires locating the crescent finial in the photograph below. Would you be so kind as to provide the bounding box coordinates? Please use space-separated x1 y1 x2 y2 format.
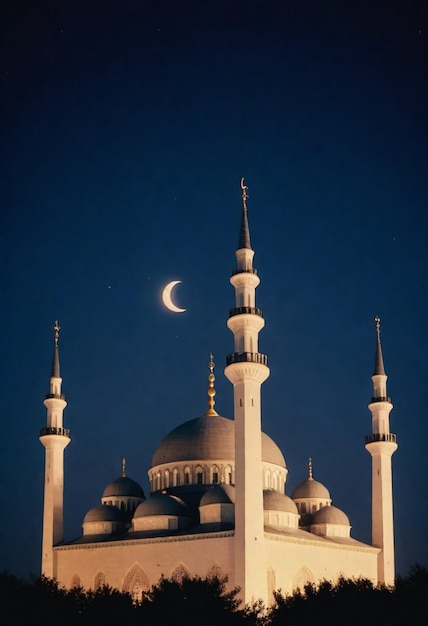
240 177 248 210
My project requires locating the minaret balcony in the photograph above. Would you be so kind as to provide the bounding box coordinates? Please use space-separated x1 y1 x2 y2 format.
226 352 268 366
229 306 263 318
365 433 397 444
40 426 71 438
45 393 66 400
370 396 392 403
231 268 258 276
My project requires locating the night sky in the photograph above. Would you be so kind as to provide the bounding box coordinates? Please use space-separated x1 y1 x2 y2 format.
1 0 427 580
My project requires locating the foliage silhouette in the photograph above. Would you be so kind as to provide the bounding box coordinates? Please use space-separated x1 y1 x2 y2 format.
1 565 427 625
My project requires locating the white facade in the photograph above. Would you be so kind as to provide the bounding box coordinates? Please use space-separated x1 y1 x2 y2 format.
40 186 397 605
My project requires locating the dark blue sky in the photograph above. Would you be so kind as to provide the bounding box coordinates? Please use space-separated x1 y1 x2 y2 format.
1 0 427 579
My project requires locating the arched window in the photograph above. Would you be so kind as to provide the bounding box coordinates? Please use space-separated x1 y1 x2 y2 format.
156 472 161 491
70 573 81 589
207 564 225 580
122 564 150 601
225 466 232 485
171 564 190 583
184 466 191 485
172 468 178 486
211 465 219 484
164 470 170 488
292 565 315 592
94 571 106 589
267 568 276 603
196 466 203 484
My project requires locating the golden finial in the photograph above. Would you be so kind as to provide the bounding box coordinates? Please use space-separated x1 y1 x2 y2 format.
308 457 313 480
122 457 126 478
375 316 381 341
240 177 248 211
205 353 218 416
54 320 60 346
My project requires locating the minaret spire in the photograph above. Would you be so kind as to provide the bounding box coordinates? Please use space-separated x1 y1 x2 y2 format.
225 179 269 606
365 317 397 586
40 321 71 578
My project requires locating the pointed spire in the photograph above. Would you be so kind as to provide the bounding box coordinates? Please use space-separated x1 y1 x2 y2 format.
373 316 386 375
50 320 61 378
122 457 126 477
238 177 252 250
205 353 219 416
308 457 313 481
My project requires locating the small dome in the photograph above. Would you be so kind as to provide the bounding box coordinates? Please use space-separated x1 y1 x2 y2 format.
151 414 285 468
102 476 145 499
133 493 191 518
200 484 235 506
83 504 127 524
291 478 330 500
312 505 350 526
263 490 298 514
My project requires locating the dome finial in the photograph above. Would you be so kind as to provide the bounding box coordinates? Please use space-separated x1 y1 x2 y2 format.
122 457 126 477
205 353 219 416
241 177 248 211
308 457 313 480
54 320 60 346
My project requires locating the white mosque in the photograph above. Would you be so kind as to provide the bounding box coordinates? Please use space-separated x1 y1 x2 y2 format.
39 182 398 605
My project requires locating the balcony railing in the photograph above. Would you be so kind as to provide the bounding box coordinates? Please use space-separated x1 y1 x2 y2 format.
370 396 392 403
45 393 66 400
226 352 268 366
229 306 263 318
40 427 71 438
231 268 258 276
365 433 397 444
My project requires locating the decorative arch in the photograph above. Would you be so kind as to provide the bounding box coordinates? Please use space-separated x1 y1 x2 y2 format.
173 467 179 486
70 573 81 588
224 465 232 485
94 571 106 589
171 564 190 583
210 465 220 484
195 465 203 484
292 565 315 591
207 564 225 580
122 564 150 601
267 568 276 603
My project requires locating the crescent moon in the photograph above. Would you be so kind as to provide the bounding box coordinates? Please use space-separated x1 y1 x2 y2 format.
162 281 186 313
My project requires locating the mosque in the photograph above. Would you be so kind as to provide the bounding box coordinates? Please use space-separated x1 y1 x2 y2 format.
39 182 398 605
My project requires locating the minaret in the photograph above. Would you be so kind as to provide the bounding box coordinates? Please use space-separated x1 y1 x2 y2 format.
365 317 397 586
39 321 71 578
224 179 269 604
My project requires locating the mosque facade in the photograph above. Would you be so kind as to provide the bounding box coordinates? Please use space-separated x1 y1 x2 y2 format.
39 183 398 605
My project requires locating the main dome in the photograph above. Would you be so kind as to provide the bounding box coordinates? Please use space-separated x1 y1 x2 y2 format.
151 414 286 468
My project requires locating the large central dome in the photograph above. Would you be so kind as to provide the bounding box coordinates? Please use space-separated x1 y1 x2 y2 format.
151 414 286 468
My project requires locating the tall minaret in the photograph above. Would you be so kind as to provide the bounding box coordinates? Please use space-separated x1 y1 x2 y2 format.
224 179 269 604
39 321 71 578
365 317 397 586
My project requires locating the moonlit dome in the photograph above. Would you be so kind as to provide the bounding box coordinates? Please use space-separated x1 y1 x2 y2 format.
151 414 286 468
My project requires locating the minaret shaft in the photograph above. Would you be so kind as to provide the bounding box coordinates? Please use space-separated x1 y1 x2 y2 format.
40 324 70 578
365 319 397 586
224 181 269 605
